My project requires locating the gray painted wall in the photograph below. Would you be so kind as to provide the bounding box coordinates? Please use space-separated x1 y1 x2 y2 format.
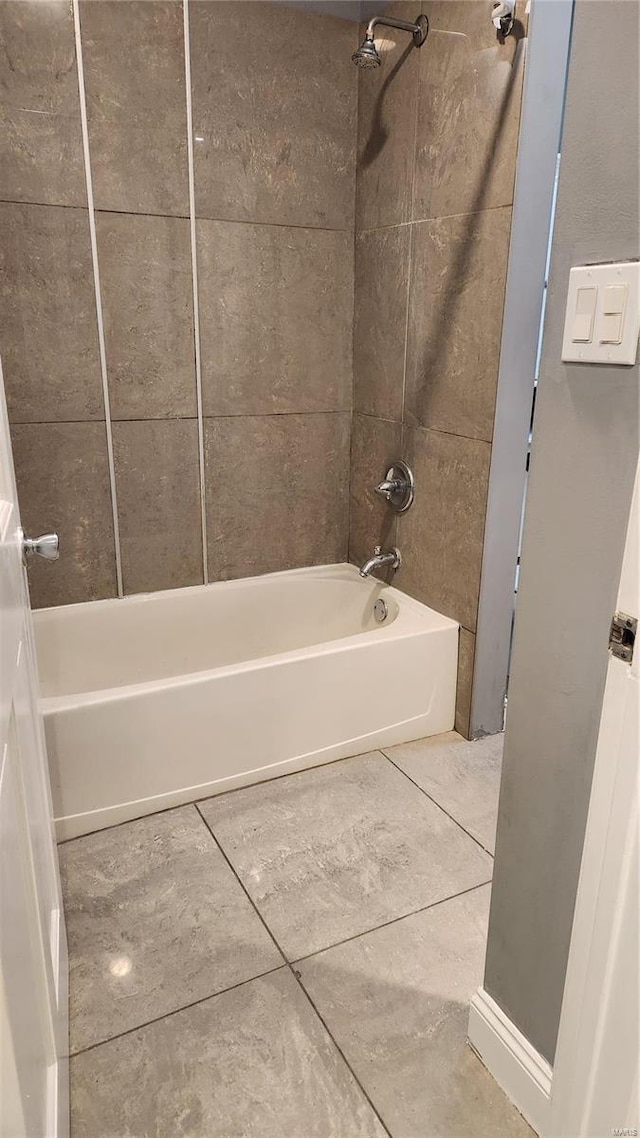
484 0 639 1066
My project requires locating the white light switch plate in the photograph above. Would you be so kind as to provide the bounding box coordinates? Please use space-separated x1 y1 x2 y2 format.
561 261 640 365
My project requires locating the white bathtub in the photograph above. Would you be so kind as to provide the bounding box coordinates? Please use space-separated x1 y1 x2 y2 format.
33 564 458 840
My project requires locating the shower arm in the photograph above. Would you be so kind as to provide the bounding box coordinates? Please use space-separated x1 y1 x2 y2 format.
365 15 420 36
363 14 429 47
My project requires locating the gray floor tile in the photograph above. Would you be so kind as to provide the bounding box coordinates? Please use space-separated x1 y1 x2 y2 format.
198 752 492 960
385 732 504 853
298 886 533 1138
60 805 282 1053
70 968 387 1138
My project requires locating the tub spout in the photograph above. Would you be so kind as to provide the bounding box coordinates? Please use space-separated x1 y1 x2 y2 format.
359 546 401 578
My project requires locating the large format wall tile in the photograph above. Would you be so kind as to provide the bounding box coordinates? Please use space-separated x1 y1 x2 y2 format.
354 227 409 421
349 414 402 568
80 0 188 215
191 2 357 228
96 213 196 420
396 426 491 632
413 1 524 221
405 209 511 441
197 221 352 416
205 413 350 580
0 1 86 208
113 419 203 595
11 422 117 608
355 2 420 231
0 204 104 423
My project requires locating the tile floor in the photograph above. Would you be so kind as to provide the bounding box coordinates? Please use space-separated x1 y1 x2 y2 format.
61 731 532 1138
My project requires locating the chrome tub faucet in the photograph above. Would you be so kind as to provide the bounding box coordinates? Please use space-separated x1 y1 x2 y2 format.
359 546 401 578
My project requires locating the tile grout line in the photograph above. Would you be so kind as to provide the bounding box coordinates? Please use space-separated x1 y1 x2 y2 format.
194 803 391 1137
14 409 352 429
399 32 422 430
0 195 512 233
355 201 514 236
0 196 358 235
69 792 491 1123
194 802 288 962
183 0 208 584
69 963 286 1060
193 797 491 1135
57 737 488 847
56 751 370 845
291 973 394 1138
353 408 492 447
72 0 123 598
382 751 496 858
291 878 493 966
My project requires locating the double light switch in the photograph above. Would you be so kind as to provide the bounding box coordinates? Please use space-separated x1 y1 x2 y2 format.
561 261 640 365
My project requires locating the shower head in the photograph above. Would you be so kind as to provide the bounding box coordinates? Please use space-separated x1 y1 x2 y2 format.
352 13 428 69
352 32 381 69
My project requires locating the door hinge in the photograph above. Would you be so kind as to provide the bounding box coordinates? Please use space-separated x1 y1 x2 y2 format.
609 611 636 663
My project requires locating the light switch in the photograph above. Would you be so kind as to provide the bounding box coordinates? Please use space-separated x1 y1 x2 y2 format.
572 286 597 342
599 283 627 344
603 284 627 313
561 261 640 365
600 312 623 344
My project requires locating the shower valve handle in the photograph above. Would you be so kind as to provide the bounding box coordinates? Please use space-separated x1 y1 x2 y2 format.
375 479 405 500
373 461 415 514
22 532 60 561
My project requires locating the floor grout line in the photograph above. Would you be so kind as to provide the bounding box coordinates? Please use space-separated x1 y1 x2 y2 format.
67 752 496 1128
58 740 496 859
57 750 363 845
194 802 394 1134
382 750 496 858
291 878 493 966
194 802 289 963
69 962 286 1059
290 968 394 1138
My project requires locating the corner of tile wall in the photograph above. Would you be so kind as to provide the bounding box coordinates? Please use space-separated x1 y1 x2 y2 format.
350 0 526 721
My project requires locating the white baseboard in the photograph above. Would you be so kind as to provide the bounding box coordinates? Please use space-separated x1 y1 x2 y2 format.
468 987 553 1136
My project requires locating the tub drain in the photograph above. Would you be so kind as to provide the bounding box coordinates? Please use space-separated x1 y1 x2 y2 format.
373 598 388 623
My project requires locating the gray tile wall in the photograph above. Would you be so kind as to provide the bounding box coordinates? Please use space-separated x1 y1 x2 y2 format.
3 0 523 734
1 0 357 607
348 0 525 736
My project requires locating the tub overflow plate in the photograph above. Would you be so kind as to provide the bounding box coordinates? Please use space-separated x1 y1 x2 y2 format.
373 598 388 623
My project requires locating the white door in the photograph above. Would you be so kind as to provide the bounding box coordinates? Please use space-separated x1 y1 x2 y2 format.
0 363 69 1138
548 459 639 1137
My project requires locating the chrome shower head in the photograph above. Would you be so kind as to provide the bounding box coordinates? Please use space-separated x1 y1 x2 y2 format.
352 13 429 69
352 33 381 69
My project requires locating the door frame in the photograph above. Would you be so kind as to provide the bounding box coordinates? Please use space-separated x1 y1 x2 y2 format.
470 0 574 737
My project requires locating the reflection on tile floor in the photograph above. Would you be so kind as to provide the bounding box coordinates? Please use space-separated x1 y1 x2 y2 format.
65 732 533 1137
59 804 282 1052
